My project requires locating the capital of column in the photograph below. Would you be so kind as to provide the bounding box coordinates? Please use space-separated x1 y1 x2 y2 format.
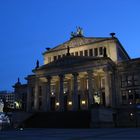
45 76 52 83
72 72 79 77
46 75 51 80
87 70 93 75
87 70 94 79
103 66 113 73
59 74 64 79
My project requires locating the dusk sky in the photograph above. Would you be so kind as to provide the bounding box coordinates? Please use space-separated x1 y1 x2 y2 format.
0 0 140 91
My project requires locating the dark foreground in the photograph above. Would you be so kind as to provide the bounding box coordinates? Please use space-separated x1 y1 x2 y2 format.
0 128 140 140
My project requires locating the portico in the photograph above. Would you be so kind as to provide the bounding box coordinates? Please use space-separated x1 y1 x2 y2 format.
27 55 115 112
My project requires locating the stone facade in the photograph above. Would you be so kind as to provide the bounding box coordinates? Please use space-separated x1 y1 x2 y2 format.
13 29 140 113
0 91 15 109
13 79 27 110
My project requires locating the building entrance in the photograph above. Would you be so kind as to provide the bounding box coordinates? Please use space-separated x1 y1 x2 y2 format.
50 97 55 111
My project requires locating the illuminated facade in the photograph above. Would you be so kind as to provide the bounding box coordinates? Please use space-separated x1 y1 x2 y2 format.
22 28 140 112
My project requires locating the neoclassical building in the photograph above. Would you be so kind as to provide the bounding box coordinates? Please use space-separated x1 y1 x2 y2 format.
14 28 140 112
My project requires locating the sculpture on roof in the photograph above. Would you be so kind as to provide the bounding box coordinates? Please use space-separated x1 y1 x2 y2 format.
76 26 83 36
71 26 84 38
36 60 39 69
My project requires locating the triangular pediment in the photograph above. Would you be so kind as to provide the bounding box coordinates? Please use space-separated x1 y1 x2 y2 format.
43 36 111 54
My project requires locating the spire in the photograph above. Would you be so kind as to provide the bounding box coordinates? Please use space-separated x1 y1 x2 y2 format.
18 77 20 83
15 77 21 86
66 46 70 56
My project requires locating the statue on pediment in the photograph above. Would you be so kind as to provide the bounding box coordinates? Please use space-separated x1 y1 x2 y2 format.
70 27 84 38
76 26 83 36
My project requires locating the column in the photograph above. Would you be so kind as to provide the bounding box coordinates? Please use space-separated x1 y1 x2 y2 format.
46 76 51 111
72 73 79 110
87 70 94 106
111 72 116 107
34 78 39 111
59 74 64 111
104 67 111 107
42 83 47 111
26 86 32 112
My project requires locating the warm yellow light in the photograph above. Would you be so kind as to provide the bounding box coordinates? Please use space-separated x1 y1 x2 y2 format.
68 101 72 105
14 101 21 109
56 102 59 106
81 100 86 105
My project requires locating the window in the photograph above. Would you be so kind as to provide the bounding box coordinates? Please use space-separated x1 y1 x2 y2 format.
94 48 98 56
84 50 88 56
134 74 140 86
89 49 93 56
121 74 134 87
53 56 57 61
128 94 133 100
121 89 140 104
99 47 103 55
75 52 78 56
80 51 83 56
121 90 127 104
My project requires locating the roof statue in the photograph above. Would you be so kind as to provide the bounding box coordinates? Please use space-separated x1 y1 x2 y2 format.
36 60 39 69
76 26 83 36
71 26 84 38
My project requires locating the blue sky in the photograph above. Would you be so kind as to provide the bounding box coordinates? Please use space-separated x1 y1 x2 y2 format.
0 0 140 91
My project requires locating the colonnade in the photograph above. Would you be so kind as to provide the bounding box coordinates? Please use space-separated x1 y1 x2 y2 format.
27 69 113 112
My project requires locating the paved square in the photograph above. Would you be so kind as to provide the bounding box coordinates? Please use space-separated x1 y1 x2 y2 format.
1 128 140 140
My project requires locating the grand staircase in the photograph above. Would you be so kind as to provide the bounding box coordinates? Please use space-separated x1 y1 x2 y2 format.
22 111 90 128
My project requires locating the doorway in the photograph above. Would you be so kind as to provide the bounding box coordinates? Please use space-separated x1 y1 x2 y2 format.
50 97 55 111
